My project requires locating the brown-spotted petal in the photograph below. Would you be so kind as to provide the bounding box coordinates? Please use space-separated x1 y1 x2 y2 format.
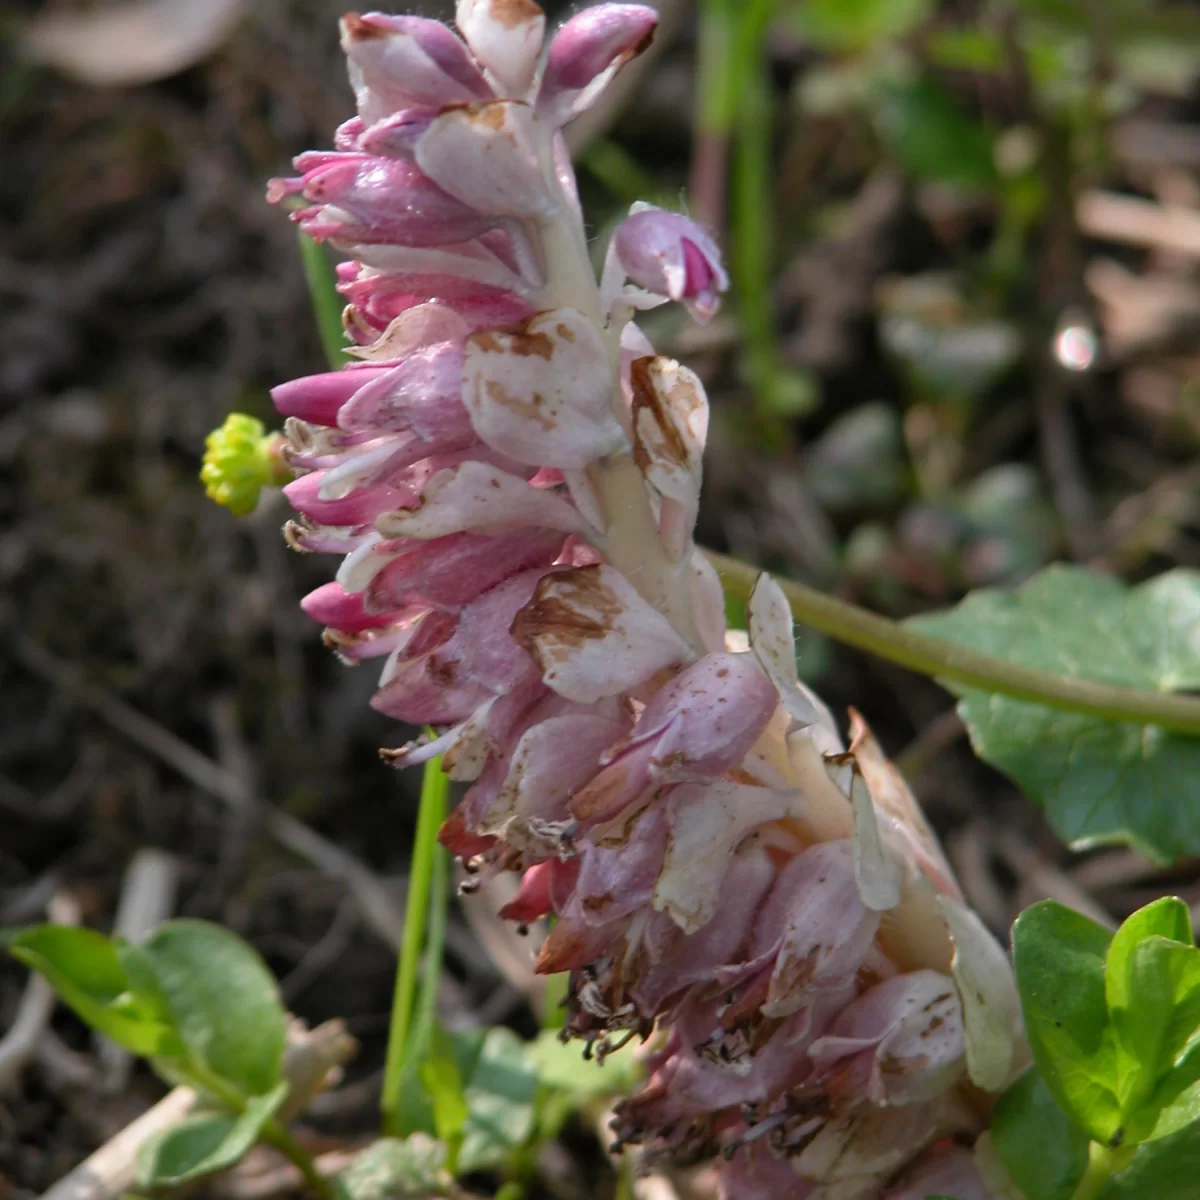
462 309 627 468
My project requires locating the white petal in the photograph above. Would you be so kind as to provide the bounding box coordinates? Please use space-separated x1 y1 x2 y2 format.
462 309 628 468
510 563 692 703
375 460 588 538
456 0 545 94
630 355 707 560
653 781 792 933
938 895 1022 1092
416 101 553 217
849 773 904 912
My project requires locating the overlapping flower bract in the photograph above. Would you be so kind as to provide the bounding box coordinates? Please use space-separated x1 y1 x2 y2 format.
269 6 1023 1195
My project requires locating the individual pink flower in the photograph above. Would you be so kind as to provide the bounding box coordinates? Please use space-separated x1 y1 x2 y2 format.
267 4 1024 1195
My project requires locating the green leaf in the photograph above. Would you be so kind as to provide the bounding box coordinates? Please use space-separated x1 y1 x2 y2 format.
907 566 1200 864
1097 1111 1200 1200
992 1068 1091 1200
529 1030 638 1105
339 1136 449 1200
127 920 287 1097
419 1034 469 1169
456 1028 539 1175
791 0 933 49
135 1084 286 1188
1012 901 1123 1143
873 78 998 191
9 925 178 1058
1107 899 1198 1104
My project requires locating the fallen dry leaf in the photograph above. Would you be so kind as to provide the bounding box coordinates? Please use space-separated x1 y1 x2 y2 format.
23 0 247 87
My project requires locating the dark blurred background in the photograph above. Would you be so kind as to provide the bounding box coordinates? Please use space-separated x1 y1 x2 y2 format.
4 0 1200 1191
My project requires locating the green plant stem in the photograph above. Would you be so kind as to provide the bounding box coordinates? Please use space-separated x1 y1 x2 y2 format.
262 1120 341 1200
297 231 347 371
1069 1142 1123 1200
412 825 449 1055
381 755 449 1136
707 550 1200 735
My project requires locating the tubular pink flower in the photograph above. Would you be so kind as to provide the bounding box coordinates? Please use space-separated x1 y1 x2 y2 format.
269 5 1023 1195
609 205 728 322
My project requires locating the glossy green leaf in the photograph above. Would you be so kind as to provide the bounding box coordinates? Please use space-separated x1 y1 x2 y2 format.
135 1084 286 1188
339 1136 449 1200
1105 899 1200 1132
1097 1110 1200 1200
9 925 178 1058
128 920 287 1097
907 566 1200 864
1011 901 1123 1143
992 1068 1091 1200
1117 939 1200 1139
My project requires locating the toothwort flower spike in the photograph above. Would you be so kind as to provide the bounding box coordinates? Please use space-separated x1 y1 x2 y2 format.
269 6 1025 1195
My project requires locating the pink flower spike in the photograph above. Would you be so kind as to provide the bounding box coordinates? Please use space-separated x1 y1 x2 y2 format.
539 4 657 124
613 207 728 322
340 12 492 124
456 0 545 96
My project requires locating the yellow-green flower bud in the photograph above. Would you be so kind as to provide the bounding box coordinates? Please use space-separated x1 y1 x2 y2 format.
201 413 289 516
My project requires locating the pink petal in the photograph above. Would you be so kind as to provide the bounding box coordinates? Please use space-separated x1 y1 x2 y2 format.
366 528 565 611
341 12 492 123
272 367 392 426
301 581 399 633
750 840 880 1019
538 4 657 124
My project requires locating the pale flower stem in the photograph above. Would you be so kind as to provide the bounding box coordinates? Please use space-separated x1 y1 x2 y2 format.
534 131 702 645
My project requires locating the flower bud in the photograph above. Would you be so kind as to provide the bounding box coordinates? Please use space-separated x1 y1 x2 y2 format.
613 206 727 322
456 0 545 95
270 155 494 247
340 12 491 123
538 4 657 123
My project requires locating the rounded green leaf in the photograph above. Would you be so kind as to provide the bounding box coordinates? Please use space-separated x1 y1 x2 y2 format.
135 1084 286 1188
9 925 178 1058
1012 900 1123 1144
908 567 1200 864
127 920 286 1097
992 1068 1091 1200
